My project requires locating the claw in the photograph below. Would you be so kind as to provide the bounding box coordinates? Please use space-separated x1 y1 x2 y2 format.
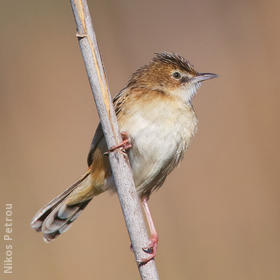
140 234 158 265
104 132 132 156
138 198 159 265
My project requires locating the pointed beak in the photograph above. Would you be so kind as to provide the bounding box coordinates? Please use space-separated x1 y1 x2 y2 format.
191 72 218 83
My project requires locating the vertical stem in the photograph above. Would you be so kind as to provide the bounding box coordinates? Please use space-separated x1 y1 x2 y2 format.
70 1 159 279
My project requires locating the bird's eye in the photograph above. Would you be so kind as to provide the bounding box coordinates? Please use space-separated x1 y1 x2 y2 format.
172 72 181 79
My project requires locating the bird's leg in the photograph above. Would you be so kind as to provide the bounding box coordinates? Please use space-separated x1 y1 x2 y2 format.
104 132 132 156
140 197 159 264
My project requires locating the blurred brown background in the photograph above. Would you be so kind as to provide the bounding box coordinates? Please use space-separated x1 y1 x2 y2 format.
0 0 279 279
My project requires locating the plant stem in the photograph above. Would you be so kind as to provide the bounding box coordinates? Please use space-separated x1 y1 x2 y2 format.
70 1 159 279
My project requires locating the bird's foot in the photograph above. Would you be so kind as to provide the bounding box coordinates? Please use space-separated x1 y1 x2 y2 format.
140 234 158 265
104 132 132 156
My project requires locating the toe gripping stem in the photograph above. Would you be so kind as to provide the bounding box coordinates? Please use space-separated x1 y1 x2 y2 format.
104 132 132 156
139 198 159 265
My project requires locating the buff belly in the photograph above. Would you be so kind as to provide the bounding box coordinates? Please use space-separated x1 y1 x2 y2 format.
119 102 198 197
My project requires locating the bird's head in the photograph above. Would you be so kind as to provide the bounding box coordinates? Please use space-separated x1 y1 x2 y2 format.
128 52 217 103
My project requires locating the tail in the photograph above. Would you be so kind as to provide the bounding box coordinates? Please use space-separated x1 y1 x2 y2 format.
31 170 95 242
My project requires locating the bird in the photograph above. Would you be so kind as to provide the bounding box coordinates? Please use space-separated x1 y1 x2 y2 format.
31 52 217 263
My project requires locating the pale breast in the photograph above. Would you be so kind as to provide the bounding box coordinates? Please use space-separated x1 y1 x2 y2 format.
118 94 198 197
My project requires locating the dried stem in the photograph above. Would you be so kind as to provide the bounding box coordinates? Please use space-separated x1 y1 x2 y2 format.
70 1 159 279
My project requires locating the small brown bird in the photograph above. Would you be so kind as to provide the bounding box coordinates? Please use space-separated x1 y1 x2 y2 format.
31 52 217 262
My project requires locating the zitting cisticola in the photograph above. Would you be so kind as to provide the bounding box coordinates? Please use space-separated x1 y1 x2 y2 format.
31 52 217 262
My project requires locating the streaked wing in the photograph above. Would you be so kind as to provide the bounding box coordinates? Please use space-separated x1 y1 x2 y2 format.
87 88 129 167
87 123 105 166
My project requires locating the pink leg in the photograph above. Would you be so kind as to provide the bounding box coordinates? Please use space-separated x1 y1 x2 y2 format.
141 197 159 264
104 132 132 156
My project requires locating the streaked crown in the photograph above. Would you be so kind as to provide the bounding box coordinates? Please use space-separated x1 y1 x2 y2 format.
127 52 217 102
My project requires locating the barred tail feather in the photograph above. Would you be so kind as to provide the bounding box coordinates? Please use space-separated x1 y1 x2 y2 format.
30 171 93 242
41 198 92 242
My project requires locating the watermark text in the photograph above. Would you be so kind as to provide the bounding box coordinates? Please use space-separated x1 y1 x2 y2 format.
3 203 13 274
